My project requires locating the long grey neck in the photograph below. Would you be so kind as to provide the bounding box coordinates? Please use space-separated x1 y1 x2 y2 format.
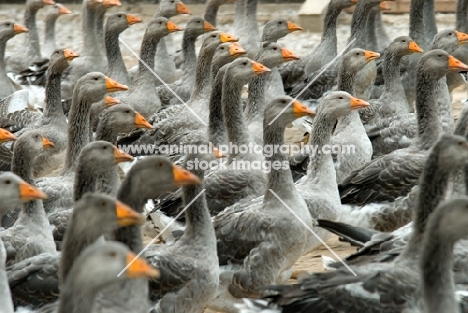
204 0 220 26
105 26 130 85
457 0 468 32
424 0 438 46
63 94 94 173
245 0 259 39
82 3 100 59
208 67 227 146
421 229 458 313
95 6 106 45
43 63 67 125
366 7 379 51
24 5 41 59
180 31 199 79
409 0 427 50
222 72 251 162
245 72 269 122
73 164 102 202
44 14 59 57
0 35 9 77
320 1 342 53
381 49 406 96
401 148 451 258
337 64 355 93
263 117 294 201
133 32 161 86
415 69 440 149
233 0 246 33
191 45 217 101
350 0 379 48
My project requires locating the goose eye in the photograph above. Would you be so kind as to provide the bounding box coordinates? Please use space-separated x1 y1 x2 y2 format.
101 201 106 206
220 47 224 50
243 62 247 65
459 141 465 146
125 110 130 113
273 47 277 50
449 32 453 36
356 52 360 56
159 162 163 167
103 146 107 149
278 21 282 24
94 77 98 81
402 40 406 43
339 96 343 99
109 251 117 257
438 54 443 57
5 180 10 184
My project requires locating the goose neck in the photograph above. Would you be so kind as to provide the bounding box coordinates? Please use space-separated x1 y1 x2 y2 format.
457 0 468 32
82 3 100 57
245 73 268 122
365 8 379 51
43 66 67 125
381 50 405 95
44 14 59 56
409 0 427 50
181 31 198 73
424 0 438 45
58 269 99 313
337 65 356 94
204 0 220 26
134 34 160 84
320 1 342 52
105 29 129 85
415 69 440 148
24 5 41 58
191 45 217 101
350 0 379 47
208 68 227 146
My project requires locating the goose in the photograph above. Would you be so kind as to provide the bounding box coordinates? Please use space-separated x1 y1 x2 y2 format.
1 131 56 266
57 241 158 313
6 0 55 74
238 0 260 58
36 73 128 214
105 12 142 87
204 0 236 27
90 95 121 133
0 127 17 175
0 21 28 99
43 3 72 58
93 156 200 313
447 0 468 91
247 134 468 313
6 191 144 309
337 50 468 231
157 17 217 107
118 17 182 118
365 2 391 52
95 0 122 55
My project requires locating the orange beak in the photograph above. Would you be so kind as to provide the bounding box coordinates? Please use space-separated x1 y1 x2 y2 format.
102 0 122 8
229 42 246 57
350 0 358 4
116 200 144 226
292 100 315 117
19 181 47 201
104 95 120 107
456 31 468 45
213 147 225 158
176 1 191 14
42 137 55 149
42 0 55 5
350 96 370 109
166 21 183 33
113 146 134 163
57 4 72 14
134 112 153 129
203 20 217 32
105 76 128 92
252 61 271 76
63 48 79 61
126 14 142 25
287 21 303 32
408 41 423 53
13 24 28 34
448 55 468 71
220 32 238 43
172 165 201 186
281 47 300 62
0 128 17 143
126 253 160 279
379 2 391 11
364 50 380 62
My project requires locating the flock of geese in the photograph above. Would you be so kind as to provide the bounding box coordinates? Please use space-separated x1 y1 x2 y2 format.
2 0 468 312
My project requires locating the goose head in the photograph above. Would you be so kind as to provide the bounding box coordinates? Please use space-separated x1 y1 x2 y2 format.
318 91 370 118
417 50 468 80
264 96 315 127
14 131 54 159
158 0 190 18
225 57 271 84
0 172 46 212
77 141 133 172
185 17 217 38
100 104 153 133
201 30 238 54
389 36 423 57
0 21 28 42
262 18 302 42
48 48 79 71
145 17 183 40
0 128 17 143
212 42 246 67
28 0 55 11
106 12 142 34
337 0 358 9
256 42 299 68
74 72 128 104
342 48 380 74
431 29 468 52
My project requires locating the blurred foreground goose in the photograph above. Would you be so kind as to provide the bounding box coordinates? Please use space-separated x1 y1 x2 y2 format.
247 134 468 313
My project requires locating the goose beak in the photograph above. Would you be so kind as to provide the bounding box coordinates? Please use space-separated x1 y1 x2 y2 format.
220 32 238 43
116 200 144 226
166 21 183 33
134 112 153 129
102 0 121 8
42 137 55 149
350 96 370 109
213 147 226 158
350 0 358 4
379 1 391 10
105 76 128 92
229 42 246 57
0 128 17 143
172 165 201 186
42 0 55 5
408 41 423 53
203 21 217 32
63 48 79 61
364 50 380 62
287 21 303 32
126 253 160 279
281 47 300 62
13 24 28 34
448 55 468 71
104 95 120 107
456 31 468 45
176 1 191 14
126 14 142 25
252 61 271 76
58 4 72 14
19 181 47 201
292 100 315 117
113 146 134 163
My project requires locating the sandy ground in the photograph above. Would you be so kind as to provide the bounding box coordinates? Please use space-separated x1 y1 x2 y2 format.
1 3 467 312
